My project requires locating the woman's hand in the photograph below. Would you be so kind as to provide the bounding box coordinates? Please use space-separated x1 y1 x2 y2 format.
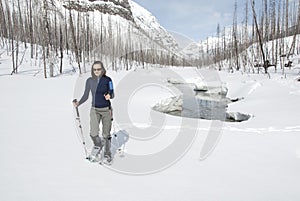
72 99 79 107
104 93 111 100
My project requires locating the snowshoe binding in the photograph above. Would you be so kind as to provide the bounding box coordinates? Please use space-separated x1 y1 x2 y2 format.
87 146 102 162
103 154 113 165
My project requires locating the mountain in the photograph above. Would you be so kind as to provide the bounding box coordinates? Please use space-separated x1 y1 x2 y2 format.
61 0 179 52
169 31 196 51
178 25 251 60
129 1 179 51
62 0 134 21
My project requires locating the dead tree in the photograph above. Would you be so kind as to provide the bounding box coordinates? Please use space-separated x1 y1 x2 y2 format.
68 8 81 74
232 0 240 71
287 0 300 61
251 0 268 73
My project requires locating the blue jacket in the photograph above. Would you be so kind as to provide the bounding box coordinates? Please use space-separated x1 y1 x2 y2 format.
79 76 114 108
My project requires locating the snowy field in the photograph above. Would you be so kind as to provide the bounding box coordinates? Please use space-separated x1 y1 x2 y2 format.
1 59 300 201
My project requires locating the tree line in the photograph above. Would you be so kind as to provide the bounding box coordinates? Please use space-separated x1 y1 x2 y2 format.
0 0 185 78
196 0 300 74
1 0 300 77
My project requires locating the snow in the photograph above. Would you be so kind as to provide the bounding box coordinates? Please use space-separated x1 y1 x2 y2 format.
129 0 179 51
1 58 300 201
1 0 300 199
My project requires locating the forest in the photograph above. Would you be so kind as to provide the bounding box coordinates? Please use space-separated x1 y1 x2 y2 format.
0 0 300 78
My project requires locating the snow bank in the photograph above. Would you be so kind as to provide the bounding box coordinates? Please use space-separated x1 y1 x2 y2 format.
1 65 300 201
152 95 182 113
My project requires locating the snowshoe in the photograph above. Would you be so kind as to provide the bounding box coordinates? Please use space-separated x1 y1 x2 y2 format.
103 155 113 165
87 146 102 162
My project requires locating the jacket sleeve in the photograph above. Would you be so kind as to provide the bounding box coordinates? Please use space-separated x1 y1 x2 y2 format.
78 78 90 105
108 79 114 99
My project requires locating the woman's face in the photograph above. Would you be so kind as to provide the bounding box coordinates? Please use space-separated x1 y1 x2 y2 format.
93 63 103 77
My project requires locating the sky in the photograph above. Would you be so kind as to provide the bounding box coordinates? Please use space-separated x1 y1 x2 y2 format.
133 0 247 42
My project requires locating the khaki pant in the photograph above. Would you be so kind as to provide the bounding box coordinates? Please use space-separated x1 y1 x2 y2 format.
90 107 112 138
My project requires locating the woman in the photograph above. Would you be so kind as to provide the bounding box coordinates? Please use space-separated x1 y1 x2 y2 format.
73 61 114 163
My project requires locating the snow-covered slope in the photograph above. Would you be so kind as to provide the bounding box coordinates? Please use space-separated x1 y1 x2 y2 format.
130 1 178 51
1 62 300 200
61 0 179 52
180 33 232 60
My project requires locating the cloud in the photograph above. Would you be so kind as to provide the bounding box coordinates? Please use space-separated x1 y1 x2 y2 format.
213 12 222 19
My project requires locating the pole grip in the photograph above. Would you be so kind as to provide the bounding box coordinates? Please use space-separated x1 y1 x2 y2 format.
72 99 80 117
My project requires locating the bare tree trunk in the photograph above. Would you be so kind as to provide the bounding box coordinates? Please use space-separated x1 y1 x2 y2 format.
286 0 289 34
42 0 49 78
233 0 239 71
6 0 16 74
264 0 269 60
64 9 69 54
0 0 8 40
216 23 222 70
59 25 63 74
42 40 47 78
85 13 90 62
281 0 286 74
17 0 26 48
77 12 82 64
54 1 58 56
242 0 249 72
69 8 81 74
287 0 300 66
99 12 103 61
14 2 20 74
28 0 34 59
270 0 276 71
251 0 268 73
276 0 281 68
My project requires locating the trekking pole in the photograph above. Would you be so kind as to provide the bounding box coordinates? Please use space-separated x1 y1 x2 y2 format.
73 99 88 158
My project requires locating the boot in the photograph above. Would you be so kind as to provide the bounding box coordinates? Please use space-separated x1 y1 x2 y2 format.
91 135 103 148
104 136 112 163
88 136 103 162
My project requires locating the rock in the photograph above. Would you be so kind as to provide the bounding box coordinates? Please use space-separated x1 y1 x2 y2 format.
63 0 134 22
152 96 182 113
226 112 251 122
166 78 184 84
